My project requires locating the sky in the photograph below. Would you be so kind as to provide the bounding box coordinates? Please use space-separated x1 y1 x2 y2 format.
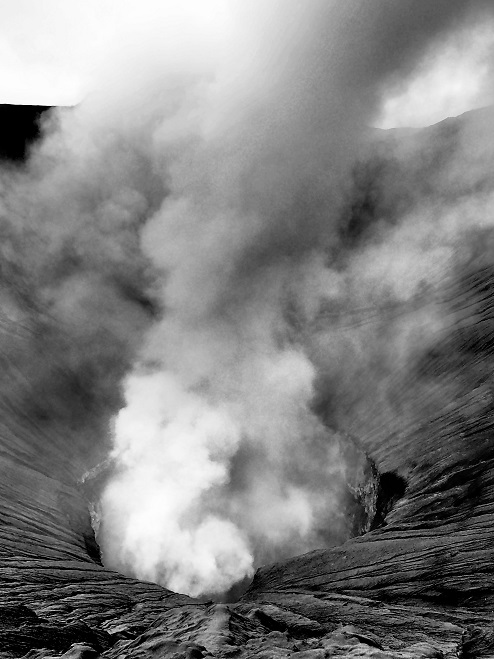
0 0 233 105
0 0 493 127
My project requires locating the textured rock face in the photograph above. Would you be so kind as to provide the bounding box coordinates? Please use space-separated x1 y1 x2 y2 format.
248 112 494 604
247 263 494 606
1 105 494 658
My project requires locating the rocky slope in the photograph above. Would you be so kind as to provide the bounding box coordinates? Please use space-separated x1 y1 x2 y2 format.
0 106 494 658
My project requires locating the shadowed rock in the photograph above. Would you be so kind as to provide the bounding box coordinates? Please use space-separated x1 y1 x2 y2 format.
0 105 51 161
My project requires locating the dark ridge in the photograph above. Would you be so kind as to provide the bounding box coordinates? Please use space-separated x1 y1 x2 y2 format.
0 104 52 160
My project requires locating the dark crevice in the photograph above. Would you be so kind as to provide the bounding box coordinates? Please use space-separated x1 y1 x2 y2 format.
370 471 407 530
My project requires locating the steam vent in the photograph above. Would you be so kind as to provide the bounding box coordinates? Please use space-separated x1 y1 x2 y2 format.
1 103 494 659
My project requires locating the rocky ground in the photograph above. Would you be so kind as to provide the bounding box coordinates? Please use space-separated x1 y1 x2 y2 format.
0 106 494 658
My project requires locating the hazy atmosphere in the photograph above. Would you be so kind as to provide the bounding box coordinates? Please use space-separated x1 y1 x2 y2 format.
2 1 494 599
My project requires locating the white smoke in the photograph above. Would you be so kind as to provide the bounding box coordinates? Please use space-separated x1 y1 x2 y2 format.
94 1 361 596
96 1 494 597
2 0 494 599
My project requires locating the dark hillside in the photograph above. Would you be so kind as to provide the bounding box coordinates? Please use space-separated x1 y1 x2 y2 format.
0 105 52 160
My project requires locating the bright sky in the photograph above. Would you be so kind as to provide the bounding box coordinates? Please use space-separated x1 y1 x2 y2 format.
0 1 492 126
0 0 232 106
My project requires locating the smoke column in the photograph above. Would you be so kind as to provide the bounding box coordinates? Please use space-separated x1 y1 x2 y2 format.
2 0 494 597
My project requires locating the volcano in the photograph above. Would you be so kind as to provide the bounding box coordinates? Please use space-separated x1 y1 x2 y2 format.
0 104 494 659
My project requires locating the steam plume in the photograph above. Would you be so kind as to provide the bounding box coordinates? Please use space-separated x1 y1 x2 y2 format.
2 0 494 597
